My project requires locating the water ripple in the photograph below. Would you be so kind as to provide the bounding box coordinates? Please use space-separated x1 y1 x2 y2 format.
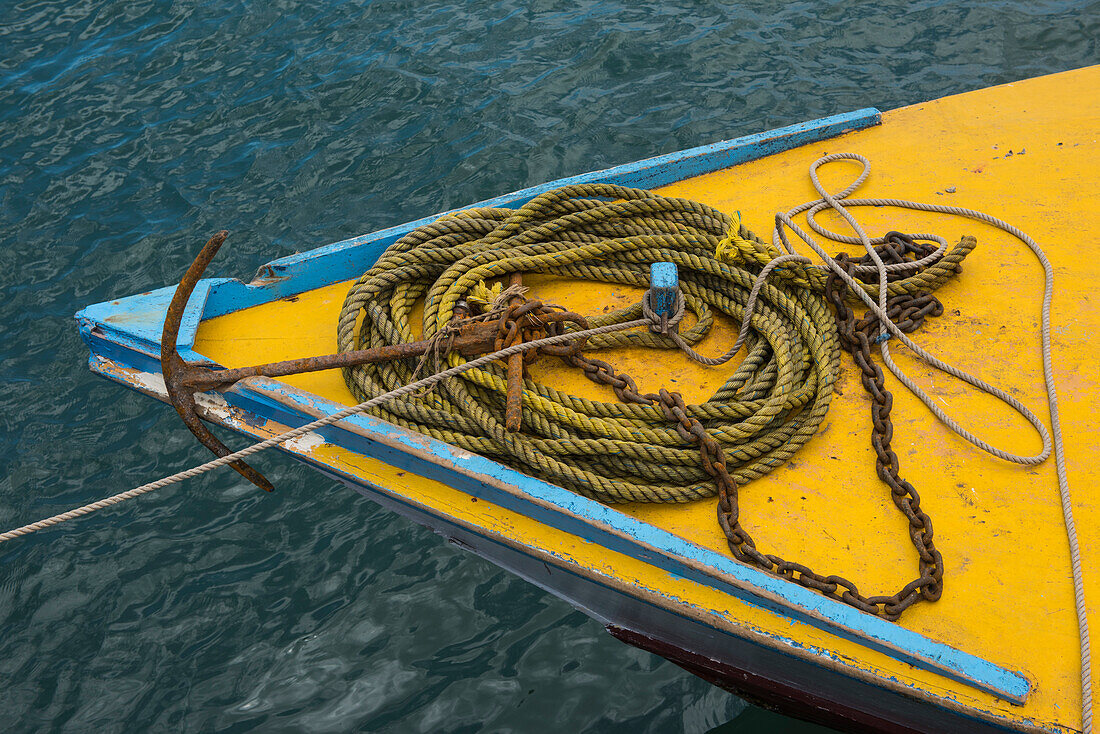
0 0 1095 730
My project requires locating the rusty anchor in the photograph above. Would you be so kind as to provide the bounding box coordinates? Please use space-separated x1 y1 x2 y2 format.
160 232 587 493
161 231 500 493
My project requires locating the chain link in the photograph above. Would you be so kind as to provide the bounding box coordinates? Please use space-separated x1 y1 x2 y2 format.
561 232 947 620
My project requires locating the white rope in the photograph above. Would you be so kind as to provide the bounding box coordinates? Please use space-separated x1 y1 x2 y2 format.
0 319 647 544
767 152 1089 731
773 154 1053 464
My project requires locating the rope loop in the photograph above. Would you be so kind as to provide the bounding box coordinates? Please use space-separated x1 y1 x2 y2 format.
641 289 685 335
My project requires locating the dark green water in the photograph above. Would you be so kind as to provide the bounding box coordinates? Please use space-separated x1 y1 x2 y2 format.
0 1 1095 731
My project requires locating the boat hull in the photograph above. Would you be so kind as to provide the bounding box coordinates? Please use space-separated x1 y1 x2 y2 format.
77 66 1100 734
322 467 1018 734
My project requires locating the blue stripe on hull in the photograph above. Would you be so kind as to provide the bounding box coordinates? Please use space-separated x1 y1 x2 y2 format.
78 328 1029 705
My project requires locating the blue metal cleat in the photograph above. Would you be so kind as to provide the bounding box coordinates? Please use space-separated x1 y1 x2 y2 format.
649 262 679 318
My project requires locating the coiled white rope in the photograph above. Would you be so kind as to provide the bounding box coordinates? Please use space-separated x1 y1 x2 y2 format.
764 152 1089 732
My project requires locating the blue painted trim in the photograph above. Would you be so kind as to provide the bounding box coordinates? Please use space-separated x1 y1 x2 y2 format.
193 108 880 318
79 337 1030 703
75 109 879 345
75 279 227 364
74 109 881 363
81 334 1029 704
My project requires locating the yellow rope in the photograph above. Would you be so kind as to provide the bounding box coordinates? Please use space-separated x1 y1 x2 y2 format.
337 183 971 504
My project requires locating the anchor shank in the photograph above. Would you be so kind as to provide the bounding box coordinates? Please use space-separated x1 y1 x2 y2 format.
504 271 526 432
181 325 500 391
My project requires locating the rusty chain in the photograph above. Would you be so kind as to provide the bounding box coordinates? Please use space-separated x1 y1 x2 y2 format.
822 232 947 617
557 232 948 620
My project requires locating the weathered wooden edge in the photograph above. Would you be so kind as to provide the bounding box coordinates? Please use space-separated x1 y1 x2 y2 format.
80 353 1053 733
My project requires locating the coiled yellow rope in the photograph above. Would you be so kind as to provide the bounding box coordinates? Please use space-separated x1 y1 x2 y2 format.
337 183 973 504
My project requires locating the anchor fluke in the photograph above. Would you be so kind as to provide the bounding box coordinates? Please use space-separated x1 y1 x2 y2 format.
160 230 275 493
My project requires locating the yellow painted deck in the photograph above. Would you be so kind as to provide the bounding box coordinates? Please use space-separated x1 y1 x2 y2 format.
194 66 1100 732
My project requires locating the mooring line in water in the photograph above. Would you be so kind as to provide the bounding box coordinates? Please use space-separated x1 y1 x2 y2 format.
0 319 648 545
